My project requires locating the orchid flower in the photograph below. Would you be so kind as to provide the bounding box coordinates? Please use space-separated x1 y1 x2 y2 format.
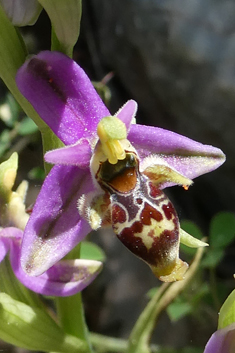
16 51 225 281
0 153 102 296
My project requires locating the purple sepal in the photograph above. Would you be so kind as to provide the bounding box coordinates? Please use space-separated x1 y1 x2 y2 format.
16 51 110 145
0 227 22 262
203 323 235 353
0 238 10 262
11 240 102 297
129 124 225 180
45 138 92 167
21 164 94 276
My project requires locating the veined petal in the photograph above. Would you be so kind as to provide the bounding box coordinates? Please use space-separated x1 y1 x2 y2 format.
45 138 92 167
21 165 94 276
11 241 102 296
115 100 138 130
0 0 42 26
16 51 110 145
128 124 225 181
203 323 235 353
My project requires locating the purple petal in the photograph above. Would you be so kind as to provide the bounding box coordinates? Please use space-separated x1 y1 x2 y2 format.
45 138 92 167
0 227 23 262
21 165 94 276
16 51 110 145
129 124 225 180
204 323 235 353
115 100 138 131
0 238 10 262
11 240 102 296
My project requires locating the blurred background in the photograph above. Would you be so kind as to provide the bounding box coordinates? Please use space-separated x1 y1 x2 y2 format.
0 0 235 352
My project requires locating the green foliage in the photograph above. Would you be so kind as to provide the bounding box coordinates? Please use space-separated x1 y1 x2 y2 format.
28 166 45 181
165 212 235 328
80 241 106 262
0 293 87 352
18 116 38 135
167 301 192 322
210 212 235 249
0 93 39 159
201 212 235 269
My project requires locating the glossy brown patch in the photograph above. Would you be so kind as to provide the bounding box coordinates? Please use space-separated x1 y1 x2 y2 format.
108 167 137 193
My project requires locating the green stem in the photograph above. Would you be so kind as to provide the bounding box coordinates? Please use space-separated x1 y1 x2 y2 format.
89 333 202 353
56 245 93 352
209 267 221 311
127 247 205 353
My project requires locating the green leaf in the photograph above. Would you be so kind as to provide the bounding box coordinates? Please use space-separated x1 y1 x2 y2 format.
0 129 11 157
200 249 224 269
218 289 235 329
210 212 235 249
167 302 192 322
38 0 82 56
181 220 204 239
146 286 159 299
80 241 106 262
18 116 38 135
0 5 45 130
28 167 45 181
0 293 88 352
0 93 20 127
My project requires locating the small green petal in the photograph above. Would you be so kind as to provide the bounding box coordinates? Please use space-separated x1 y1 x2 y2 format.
180 228 208 248
0 293 88 352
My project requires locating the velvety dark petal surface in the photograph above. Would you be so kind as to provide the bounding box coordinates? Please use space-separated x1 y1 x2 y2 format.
115 100 138 131
203 323 235 353
16 51 110 145
45 138 92 167
11 241 102 296
21 165 94 276
129 124 225 180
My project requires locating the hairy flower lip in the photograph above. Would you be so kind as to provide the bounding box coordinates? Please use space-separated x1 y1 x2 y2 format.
16 51 226 277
